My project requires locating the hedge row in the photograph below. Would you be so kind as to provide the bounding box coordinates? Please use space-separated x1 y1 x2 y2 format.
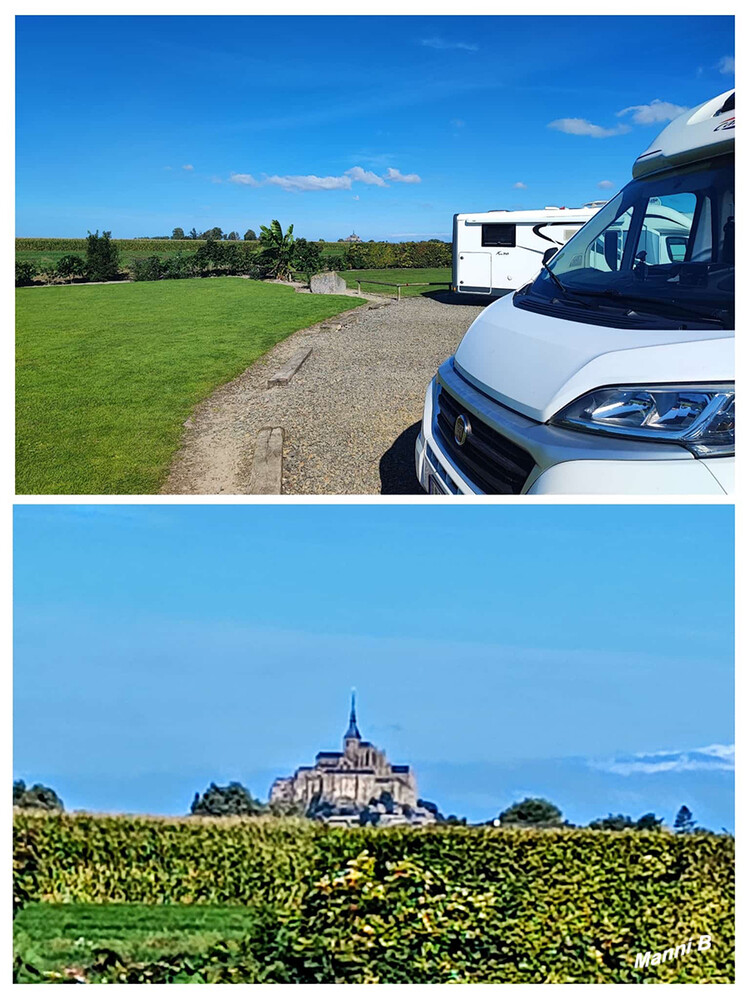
13 812 734 982
343 240 451 269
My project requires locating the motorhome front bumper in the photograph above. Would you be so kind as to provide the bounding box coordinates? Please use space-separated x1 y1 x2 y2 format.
415 359 732 495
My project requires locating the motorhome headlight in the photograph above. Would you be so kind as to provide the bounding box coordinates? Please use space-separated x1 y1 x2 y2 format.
550 384 734 456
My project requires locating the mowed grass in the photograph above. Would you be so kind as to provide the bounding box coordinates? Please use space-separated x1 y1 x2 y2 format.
14 902 262 975
16 278 362 494
344 267 451 297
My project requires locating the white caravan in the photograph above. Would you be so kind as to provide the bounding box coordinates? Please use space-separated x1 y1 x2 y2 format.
452 204 607 296
417 90 734 495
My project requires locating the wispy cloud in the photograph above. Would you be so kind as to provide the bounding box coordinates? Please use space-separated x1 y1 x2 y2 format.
513 182 527 190
591 744 734 777
421 37 478 52
182 164 194 171
228 165 420 192
345 166 387 187
717 55 735 75
616 99 688 125
450 118 465 128
548 117 630 138
264 173 353 192
229 173 260 187
597 179 614 189
384 167 421 184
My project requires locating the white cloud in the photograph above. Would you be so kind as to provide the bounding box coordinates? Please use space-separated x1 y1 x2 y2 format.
345 166 387 187
265 173 353 192
451 118 465 128
590 744 734 777
548 117 630 138
617 99 688 125
421 37 478 52
182 164 194 171
384 167 421 184
352 195 360 201
597 180 614 189
229 173 260 186
513 182 527 190
228 165 420 192
717 55 735 75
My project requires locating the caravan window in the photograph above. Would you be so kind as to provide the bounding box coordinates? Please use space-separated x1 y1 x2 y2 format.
482 224 515 247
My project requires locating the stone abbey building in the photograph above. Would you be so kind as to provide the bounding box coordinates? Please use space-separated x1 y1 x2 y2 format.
270 695 435 826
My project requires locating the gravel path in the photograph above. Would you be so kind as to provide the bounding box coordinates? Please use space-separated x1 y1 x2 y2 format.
163 293 485 495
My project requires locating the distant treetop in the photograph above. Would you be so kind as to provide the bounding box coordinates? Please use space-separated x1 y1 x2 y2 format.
14 779 64 811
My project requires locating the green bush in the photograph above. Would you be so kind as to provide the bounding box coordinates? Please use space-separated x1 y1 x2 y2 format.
131 255 165 282
161 251 199 280
86 230 121 282
55 255 87 282
13 812 734 982
15 262 37 286
292 238 324 283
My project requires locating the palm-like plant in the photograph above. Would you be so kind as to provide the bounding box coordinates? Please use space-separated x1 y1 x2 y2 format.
259 219 296 280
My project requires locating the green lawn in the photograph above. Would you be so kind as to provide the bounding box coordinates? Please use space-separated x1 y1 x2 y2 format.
16 278 362 494
14 902 263 980
344 267 451 297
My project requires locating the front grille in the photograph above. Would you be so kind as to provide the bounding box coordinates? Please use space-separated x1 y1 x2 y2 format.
434 385 535 494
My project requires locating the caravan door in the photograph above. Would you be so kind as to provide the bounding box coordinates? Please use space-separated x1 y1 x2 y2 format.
457 251 492 293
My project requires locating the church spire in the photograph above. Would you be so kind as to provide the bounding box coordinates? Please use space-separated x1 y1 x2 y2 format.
344 689 361 741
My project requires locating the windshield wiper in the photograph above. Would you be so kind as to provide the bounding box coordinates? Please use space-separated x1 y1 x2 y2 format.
566 287 729 327
541 260 590 306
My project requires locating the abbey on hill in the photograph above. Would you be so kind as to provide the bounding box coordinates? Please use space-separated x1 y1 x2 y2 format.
270 694 435 827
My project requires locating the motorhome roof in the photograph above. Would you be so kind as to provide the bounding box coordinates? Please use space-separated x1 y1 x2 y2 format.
456 206 600 225
633 90 734 180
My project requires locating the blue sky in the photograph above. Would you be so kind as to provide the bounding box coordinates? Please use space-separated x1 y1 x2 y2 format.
16 15 734 240
14 504 734 829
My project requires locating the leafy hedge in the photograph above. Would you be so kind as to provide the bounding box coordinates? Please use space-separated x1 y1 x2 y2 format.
343 240 451 269
13 812 734 982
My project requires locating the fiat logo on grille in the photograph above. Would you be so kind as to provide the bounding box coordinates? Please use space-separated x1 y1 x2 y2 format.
454 414 471 446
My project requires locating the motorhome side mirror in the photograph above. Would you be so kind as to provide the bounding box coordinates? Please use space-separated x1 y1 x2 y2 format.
542 247 557 265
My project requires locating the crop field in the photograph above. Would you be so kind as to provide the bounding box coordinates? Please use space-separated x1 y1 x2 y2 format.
343 267 451 297
16 278 362 494
13 811 735 984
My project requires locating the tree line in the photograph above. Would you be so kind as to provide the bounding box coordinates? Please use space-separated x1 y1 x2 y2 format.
13 778 719 835
168 227 257 242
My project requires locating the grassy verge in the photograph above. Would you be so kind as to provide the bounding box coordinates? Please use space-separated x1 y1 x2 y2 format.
14 902 263 979
343 267 451 297
16 278 362 494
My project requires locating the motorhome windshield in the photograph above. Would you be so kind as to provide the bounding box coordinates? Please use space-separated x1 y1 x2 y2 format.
519 155 734 329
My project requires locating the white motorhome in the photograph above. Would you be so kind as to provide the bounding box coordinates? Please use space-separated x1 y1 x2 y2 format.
452 204 607 296
417 90 734 495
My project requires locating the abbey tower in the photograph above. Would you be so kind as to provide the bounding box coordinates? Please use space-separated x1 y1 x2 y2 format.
269 694 435 826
